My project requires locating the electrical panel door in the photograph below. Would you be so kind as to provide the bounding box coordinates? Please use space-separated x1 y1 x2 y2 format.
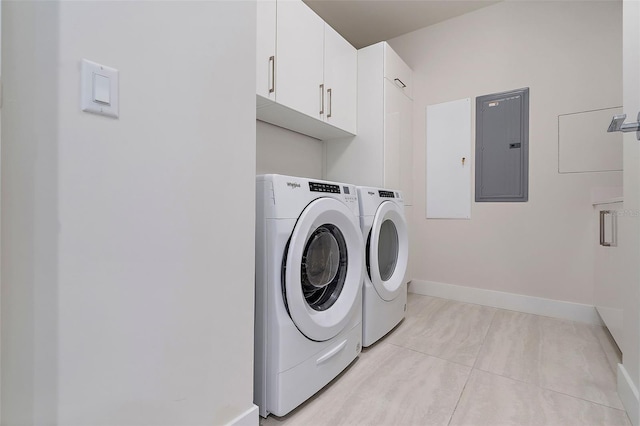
475 88 529 202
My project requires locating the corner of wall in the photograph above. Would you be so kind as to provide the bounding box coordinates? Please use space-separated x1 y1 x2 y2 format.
225 405 259 426
618 364 639 426
409 280 603 325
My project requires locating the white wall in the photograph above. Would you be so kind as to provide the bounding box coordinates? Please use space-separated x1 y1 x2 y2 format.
0 0 3 417
256 120 324 179
390 1 622 304
1 1 257 425
620 0 640 415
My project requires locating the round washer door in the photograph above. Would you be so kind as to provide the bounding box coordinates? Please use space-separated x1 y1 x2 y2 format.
284 197 364 342
367 201 408 301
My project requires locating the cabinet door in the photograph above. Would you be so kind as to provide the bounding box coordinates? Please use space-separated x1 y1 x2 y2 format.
384 78 413 205
594 205 625 350
276 0 324 119
399 92 413 206
323 24 356 134
256 0 276 101
384 43 413 100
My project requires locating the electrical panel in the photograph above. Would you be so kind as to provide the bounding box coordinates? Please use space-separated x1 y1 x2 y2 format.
475 88 529 202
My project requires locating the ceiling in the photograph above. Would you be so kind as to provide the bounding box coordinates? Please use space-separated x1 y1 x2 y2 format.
303 0 501 49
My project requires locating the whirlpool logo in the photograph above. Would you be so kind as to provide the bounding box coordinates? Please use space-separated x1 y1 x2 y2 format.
368 191 375 196
286 182 301 189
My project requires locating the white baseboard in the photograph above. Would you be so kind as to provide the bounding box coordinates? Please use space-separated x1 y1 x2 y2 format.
226 404 259 426
409 280 603 325
618 364 639 426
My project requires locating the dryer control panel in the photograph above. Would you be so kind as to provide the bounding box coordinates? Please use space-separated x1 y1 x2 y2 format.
357 186 405 217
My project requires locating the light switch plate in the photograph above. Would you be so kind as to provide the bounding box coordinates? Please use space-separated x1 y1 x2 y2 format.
81 59 119 118
93 73 111 104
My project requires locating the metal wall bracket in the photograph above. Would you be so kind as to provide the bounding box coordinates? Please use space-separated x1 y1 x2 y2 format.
607 112 640 140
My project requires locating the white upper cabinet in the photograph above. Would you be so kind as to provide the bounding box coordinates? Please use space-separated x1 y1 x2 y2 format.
256 0 357 140
276 0 325 120
384 77 413 201
384 45 413 100
325 42 414 206
384 43 414 205
323 24 357 134
256 0 276 103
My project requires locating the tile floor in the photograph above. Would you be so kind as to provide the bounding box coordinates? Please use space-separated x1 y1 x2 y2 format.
261 293 631 426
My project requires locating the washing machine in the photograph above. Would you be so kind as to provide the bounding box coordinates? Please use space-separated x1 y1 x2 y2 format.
254 174 364 418
357 186 409 347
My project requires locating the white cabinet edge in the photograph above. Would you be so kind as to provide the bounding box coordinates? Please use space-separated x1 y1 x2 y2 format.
592 186 623 205
593 197 624 206
256 97 355 141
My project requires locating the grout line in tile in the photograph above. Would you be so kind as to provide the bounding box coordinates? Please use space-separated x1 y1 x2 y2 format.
446 365 473 426
473 367 626 412
470 307 499 370
363 340 477 426
385 341 476 369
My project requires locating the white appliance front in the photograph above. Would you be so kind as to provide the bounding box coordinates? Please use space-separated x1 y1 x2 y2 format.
284 197 363 341
358 187 409 347
255 175 364 418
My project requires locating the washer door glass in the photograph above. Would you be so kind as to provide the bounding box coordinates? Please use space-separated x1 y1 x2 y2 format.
283 197 364 342
302 224 347 311
377 220 399 281
368 201 408 301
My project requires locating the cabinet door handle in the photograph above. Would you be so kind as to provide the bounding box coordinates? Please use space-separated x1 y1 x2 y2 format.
600 210 613 247
394 78 407 89
319 84 324 115
327 88 332 118
268 56 275 94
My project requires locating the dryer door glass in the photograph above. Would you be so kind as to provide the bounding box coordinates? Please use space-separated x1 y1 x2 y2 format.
301 224 347 311
378 219 399 281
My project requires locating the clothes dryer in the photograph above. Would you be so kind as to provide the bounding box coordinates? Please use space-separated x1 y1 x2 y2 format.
255 174 364 417
357 187 409 347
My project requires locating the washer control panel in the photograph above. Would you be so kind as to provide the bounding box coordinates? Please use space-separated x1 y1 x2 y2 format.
309 182 341 194
308 181 358 204
340 184 359 205
263 175 362 217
